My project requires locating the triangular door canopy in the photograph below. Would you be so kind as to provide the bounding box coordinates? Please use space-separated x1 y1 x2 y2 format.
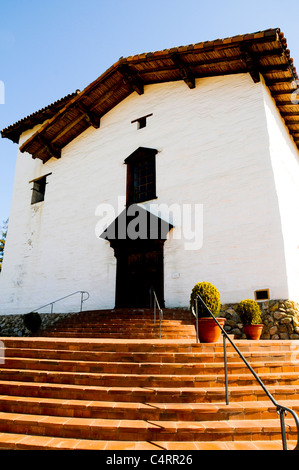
100 204 173 246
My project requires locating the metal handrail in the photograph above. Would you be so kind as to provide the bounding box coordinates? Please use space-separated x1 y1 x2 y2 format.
31 290 90 314
150 288 163 339
191 298 199 343
192 294 299 451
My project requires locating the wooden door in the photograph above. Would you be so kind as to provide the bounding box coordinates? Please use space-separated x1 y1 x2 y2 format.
115 241 164 308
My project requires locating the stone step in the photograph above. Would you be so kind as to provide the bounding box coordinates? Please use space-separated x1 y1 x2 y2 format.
0 395 298 422
43 312 193 329
1 311 299 450
0 411 296 442
50 318 194 326
1 380 299 403
43 317 195 326
1 338 207 352
54 316 195 330
55 309 190 317
42 332 195 339
2 346 299 366
3 356 299 375
2 337 299 353
42 327 196 334
43 325 196 333
0 432 294 450
1 368 299 389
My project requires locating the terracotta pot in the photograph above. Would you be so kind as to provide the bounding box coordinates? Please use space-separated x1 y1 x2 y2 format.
197 317 226 343
243 324 263 340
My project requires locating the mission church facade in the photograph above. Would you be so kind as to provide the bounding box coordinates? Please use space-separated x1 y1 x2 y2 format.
1 28 299 315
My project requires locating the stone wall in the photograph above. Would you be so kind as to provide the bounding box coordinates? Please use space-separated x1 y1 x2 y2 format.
221 300 299 340
0 312 74 337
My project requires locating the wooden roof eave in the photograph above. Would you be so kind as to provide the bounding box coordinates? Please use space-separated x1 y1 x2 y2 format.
1 92 79 144
19 63 139 160
19 28 299 161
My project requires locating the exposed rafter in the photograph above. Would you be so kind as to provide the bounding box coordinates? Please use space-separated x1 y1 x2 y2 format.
275 99 299 106
37 136 61 161
171 52 196 89
271 89 296 96
118 64 144 95
266 77 295 85
281 111 299 116
240 45 261 83
74 102 101 129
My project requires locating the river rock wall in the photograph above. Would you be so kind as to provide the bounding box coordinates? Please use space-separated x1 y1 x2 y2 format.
221 300 299 340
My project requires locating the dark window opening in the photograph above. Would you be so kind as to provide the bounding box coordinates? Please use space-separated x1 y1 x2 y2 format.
137 117 147 129
254 289 270 301
125 147 157 204
131 113 153 130
30 174 51 205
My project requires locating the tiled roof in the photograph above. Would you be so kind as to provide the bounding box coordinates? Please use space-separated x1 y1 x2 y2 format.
3 28 299 160
1 91 80 143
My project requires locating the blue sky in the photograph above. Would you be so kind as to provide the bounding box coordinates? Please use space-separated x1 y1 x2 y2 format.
1 0 299 225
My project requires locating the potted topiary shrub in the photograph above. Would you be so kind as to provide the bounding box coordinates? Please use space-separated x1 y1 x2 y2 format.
190 281 225 343
236 299 264 340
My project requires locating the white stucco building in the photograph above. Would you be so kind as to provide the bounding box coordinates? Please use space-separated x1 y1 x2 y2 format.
1 28 299 314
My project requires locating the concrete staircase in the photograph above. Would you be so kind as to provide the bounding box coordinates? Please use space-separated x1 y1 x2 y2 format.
0 309 298 450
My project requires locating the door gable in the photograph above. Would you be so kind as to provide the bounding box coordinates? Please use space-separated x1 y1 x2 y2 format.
99 204 173 249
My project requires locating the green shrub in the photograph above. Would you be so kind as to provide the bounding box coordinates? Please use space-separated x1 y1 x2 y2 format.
190 281 221 318
236 299 262 325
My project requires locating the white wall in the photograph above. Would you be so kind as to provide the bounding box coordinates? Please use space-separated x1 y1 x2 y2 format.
262 80 299 303
0 74 290 314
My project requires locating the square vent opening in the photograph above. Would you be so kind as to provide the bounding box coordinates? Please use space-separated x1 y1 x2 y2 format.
254 289 270 301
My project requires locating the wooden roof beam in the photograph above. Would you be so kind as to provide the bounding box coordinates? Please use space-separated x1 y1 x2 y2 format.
118 64 144 95
281 112 299 118
240 45 261 83
52 82 126 144
171 52 196 89
261 64 296 73
275 99 299 106
51 114 87 143
270 89 295 96
36 136 61 160
266 77 295 85
74 102 101 129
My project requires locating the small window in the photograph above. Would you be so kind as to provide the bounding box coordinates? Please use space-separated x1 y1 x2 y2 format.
131 113 153 130
137 117 147 129
125 147 157 204
30 174 51 205
254 289 270 301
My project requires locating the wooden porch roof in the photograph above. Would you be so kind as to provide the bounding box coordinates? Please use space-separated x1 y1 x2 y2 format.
3 28 299 162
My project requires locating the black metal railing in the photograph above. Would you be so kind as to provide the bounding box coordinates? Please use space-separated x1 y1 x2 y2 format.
31 290 90 315
192 294 299 451
150 288 163 339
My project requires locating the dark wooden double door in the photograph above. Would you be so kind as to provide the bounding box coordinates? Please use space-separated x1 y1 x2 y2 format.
114 240 164 308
